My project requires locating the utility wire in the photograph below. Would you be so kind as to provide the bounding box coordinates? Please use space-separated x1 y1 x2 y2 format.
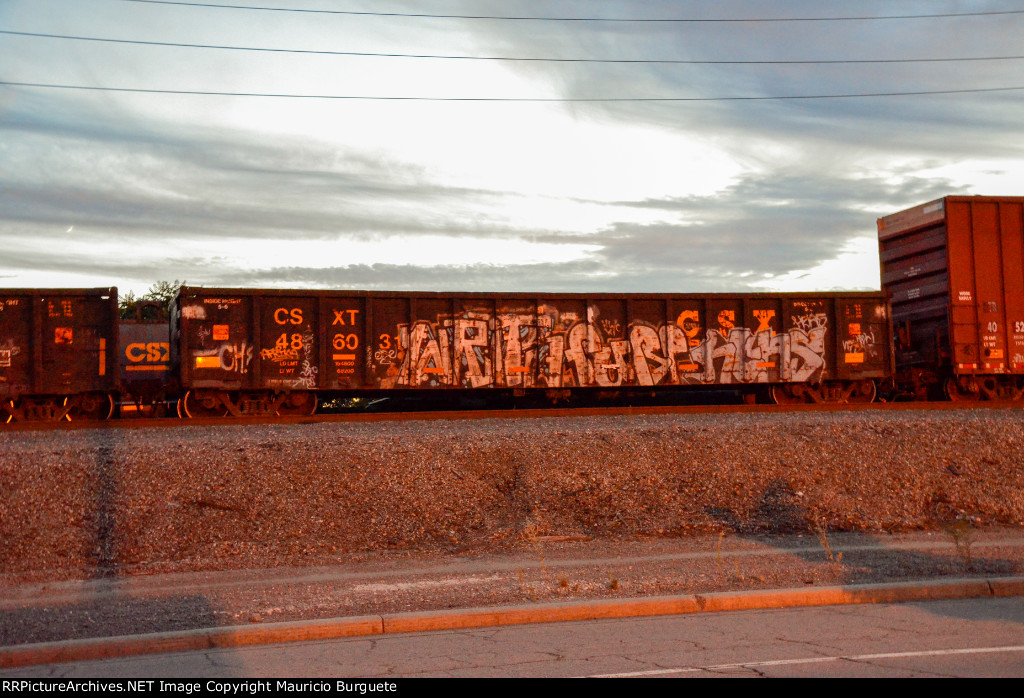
121 0 1024 23
3 80 1023 101
5 30 1024 65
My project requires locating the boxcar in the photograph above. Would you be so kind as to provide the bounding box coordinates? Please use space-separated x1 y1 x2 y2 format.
878 195 1024 400
0 288 119 421
171 287 892 416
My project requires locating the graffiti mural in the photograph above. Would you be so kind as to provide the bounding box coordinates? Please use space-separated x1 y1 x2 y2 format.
375 303 831 389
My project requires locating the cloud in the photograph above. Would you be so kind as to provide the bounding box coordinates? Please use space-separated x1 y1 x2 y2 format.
1 94 533 240
2 0 1023 297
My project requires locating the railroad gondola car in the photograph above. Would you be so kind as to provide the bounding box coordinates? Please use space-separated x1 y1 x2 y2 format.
170 287 892 417
4 194 1022 423
118 300 175 417
0 287 118 422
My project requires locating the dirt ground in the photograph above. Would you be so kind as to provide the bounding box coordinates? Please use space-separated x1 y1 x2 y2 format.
2 407 1023 645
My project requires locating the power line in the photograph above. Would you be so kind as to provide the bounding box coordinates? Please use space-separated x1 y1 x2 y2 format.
120 0 1024 23
3 80 1023 101
5 30 1024 65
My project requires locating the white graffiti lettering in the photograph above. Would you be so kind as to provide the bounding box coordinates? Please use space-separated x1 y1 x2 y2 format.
375 305 833 388
792 312 828 331
181 305 207 320
219 341 253 374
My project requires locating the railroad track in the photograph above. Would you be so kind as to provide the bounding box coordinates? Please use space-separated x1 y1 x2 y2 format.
2 399 1020 432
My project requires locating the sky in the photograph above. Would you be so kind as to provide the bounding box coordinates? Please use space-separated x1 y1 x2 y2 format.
2 0 1024 298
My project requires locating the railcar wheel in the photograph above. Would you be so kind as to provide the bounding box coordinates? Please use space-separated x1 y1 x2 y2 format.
945 377 982 402
276 391 318 417
847 380 877 404
179 390 229 418
979 376 1004 401
65 393 115 421
770 384 806 405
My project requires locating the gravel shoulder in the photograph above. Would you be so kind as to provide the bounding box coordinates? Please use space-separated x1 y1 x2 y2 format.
2 407 1023 645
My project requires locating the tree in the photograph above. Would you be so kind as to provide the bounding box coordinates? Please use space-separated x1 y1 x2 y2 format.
119 280 185 320
117 290 139 318
143 280 184 308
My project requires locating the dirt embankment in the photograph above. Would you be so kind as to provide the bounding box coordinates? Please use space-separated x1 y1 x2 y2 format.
1 408 1023 582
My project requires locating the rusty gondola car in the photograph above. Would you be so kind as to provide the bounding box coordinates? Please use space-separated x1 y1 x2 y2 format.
878 195 1024 401
170 286 892 417
0 288 119 422
118 300 175 417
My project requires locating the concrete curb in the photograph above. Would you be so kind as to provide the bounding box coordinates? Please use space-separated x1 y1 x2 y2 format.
3 575 1022 669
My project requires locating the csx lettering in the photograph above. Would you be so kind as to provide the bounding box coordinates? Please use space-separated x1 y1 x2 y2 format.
274 308 303 324
753 309 776 333
125 342 170 362
332 309 360 325
333 333 359 350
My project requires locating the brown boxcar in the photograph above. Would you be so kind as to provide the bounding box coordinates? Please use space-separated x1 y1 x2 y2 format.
878 195 1024 400
0 288 119 421
171 287 891 416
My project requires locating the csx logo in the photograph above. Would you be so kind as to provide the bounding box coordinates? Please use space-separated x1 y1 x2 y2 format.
126 342 169 363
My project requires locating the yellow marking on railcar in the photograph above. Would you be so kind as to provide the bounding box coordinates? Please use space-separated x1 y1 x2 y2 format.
195 356 221 369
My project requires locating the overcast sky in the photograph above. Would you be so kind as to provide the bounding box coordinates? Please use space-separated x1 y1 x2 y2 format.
2 0 1023 297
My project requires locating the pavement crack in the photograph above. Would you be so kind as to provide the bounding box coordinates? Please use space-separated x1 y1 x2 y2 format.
774 635 844 656
203 650 242 670
843 656 955 678
706 665 766 677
